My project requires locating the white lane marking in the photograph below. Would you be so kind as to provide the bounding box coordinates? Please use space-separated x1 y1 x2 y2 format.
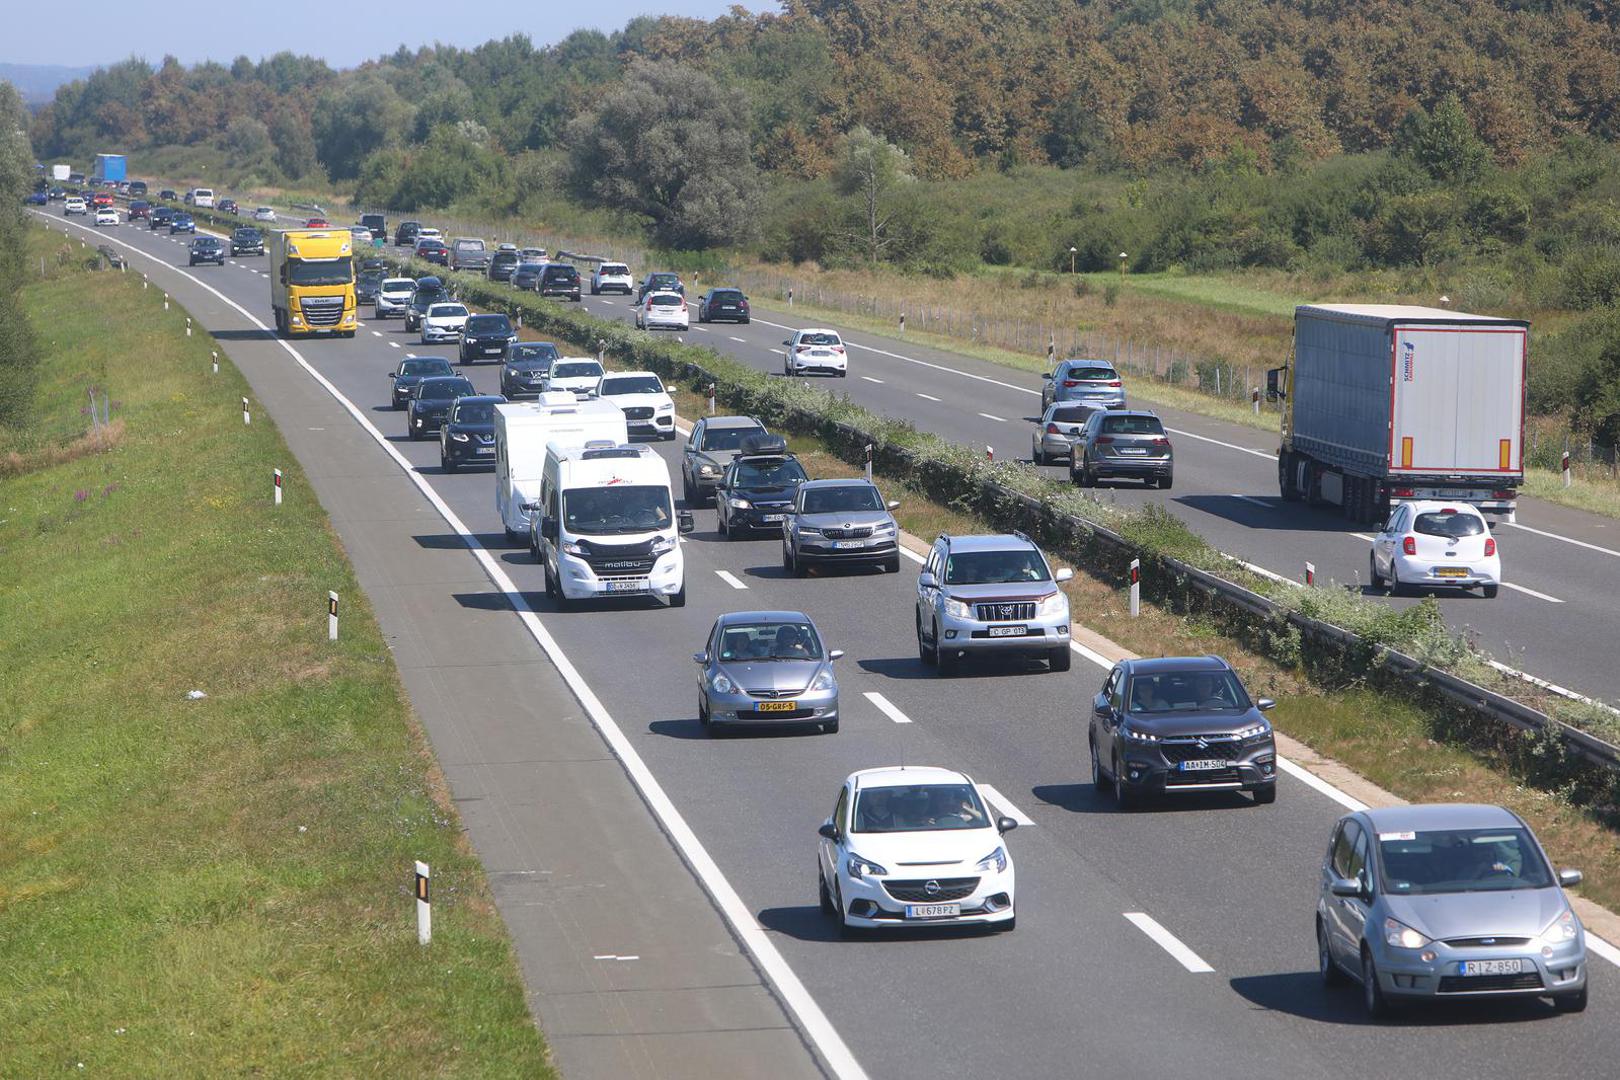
916 393 941 402
1124 913 1214 973
389 341 401 349
1351 533 1376 542
1069 638 1116 669
691 325 709 332
371 330 383 337
1274 757 1366 813
1501 581 1564 603
715 569 748 590
977 784 1035 826
592 954 640 961
863 691 913 724
751 315 1037 397
51 211 872 1079
1588 935 1620 969
1502 520 1620 559
1228 493 1272 509
861 376 884 384
1165 426 1276 461
978 412 1007 423
730 336 747 343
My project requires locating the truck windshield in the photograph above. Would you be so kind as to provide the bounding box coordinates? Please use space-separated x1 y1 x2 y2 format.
562 486 673 535
288 260 353 286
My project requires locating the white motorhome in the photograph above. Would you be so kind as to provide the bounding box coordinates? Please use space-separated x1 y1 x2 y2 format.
534 443 695 608
192 188 215 208
494 393 627 541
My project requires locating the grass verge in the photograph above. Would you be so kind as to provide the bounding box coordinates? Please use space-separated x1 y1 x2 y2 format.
0 226 552 1077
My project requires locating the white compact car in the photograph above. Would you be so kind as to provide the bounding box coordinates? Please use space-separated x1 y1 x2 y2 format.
818 766 1018 936
545 357 605 399
374 277 416 319
636 290 689 331
1370 500 1501 598
596 371 676 440
252 206 277 222
783 329 848 377
419 301 470 344
94 206 119 226
591 262 634 295
63 196 87 216
417 227 443 242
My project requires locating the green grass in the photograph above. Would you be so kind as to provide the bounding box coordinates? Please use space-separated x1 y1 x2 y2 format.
1075 270 1306 319
0 227 552 1077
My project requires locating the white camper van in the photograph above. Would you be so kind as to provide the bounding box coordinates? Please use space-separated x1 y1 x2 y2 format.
494 393 627 541
533 443 695 608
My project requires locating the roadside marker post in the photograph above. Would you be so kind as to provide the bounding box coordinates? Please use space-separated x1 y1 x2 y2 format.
1252 388 1261 415
414 861 432 945
1129 558 1141 617
1305 561 1316 586
787 286 794 308
707 382 717 416
986 444 994 462
186 317 192 337
864 442 874 482
899 312 906 336
328 591 339 641
273 468 282 506
242 397 250 425
1563 450 1572 488
164 292 169 311
211 350 219 375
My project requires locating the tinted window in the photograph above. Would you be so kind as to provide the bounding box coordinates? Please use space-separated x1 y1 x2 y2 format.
853 785 990 833
600 376 664 396
801 485 882 513
715 620 824 661
1125 669 1251 713
734 458 808 487
544 266 578 281
648 292 682 306
552 362 603 380
798 332 841 347
1099 415 1164 435
1376 827 1553 895
1051 406 1095 423
562 485 672 534
1331 822 1360 879
943 549 1051 585
600 264 628 275
419 380 472 399
288 261 352 286
401 358 453 376
1067 364 1119 381
509 343 560 362
709 289 743 300
465 315 511 334
452 401 495 424
427 304 468 318
1413 511 1486 538
701 424 763 451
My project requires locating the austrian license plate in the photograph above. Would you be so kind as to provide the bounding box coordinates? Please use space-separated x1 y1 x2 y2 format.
1460 959 1522 976
987 625 1027 638
761 514 785 522
906 903 961 919
604 581 646 593
1179 759 1228 771
1435 567 1468 578
755 701 796 713
832 540 866 549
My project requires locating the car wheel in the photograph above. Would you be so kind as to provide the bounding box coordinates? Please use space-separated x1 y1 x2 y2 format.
819 870 835 915
717 512 729 538
442 455 456 473
1554 986 1589 1013
668 582 687 608
408 422 421 441
821 719 839 734
1361 949 1390 1018
836 883 861 940
1318 919 1347 987
884 553 901 574
1049 645 1071 672
1482 583 1499 599
782 543 793 572
1158 474 1173 490
1252 783 1277 805
1090 737 1107 792
1369 552 1385 589
1389 563 1405 597
917 613 938 665
936 638 957 676
1032 445 1045 466
1113 755 1137 810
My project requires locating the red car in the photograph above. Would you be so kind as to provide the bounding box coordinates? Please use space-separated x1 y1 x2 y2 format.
304 217 329 228
91 191 115 210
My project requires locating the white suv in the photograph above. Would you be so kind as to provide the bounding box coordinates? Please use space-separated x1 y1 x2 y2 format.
782 329 847 377
818 766 1018 936
63 196 87 216
595 371 676 440
591 262 634 295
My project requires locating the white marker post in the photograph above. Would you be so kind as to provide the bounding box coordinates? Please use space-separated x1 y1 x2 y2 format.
1129 558 1141 618
242 397 251 425
1252 387 1261 415
986 444 994 462
328 591 339 641
185 317 192 337
273 468 283 506
707 382 717 416
787 286 794 307
899 312 906 336
164 292 170 311
864 443 874 482
1304 561 1316 586
211 350 219 374
1562 450 1572 488
414 861 432 945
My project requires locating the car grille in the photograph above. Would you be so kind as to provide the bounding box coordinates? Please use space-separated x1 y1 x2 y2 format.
975 601 1036 622
1444 937 1531 948
1437 971 1544 994
1159 737 1244 765
622 406 654 420
820 526 872 540
1164 766 1241 786
742 687 806 699
883 878 980 903
299 296 344 326
577 539 658 577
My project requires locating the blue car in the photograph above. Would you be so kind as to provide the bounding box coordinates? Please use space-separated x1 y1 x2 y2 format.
169 213 196 234
25 190 48 206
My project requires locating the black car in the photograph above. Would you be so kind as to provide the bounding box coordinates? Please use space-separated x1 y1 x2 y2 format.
356 266 386 305
388 355 456 409
459 313 517 364
510 261 546 291
169 213 196 234
229 227 264 256
407 375 476 439
47 186 66 201
127 199 151 221
1089 655 1278 809
158 188 178 201
538 263 581 302
394 220 421 247
499 341 561 398
149 206 175 229
127 180 148 197
188 237 225 266
360 213 387 242
404 277 450 332
217 198 239 215
415 239 449 266
715 434 808 537
636 271 683 303
438 394 507 471
698 288 750 324
487 250 520 282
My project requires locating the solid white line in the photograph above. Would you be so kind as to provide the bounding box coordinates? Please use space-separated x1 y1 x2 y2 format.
977 784 1035 826
1502 520 1620 559
1165 427 1277 461
1588 934 1620 969
1274 757 1367 812
1228 493 1272 509
44 210 871 1079
1123 913 1214 973
715 569 748 590
1350 533 1376 542
1501 581 1564 603
1069 639 1115 669
978 412 1007 423
860 376 884 384
916 393 941 402
863 691 912 724
691 325 709 332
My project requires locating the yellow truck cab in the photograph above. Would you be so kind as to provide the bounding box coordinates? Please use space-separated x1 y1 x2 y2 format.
269 229 358 337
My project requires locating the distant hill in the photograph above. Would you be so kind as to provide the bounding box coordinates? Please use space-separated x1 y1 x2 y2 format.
1 63 97 105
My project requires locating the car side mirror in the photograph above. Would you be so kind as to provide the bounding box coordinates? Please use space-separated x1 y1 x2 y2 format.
919 571 936 589
828 649 844 661
1559 868 1584 888
818 822 838 841
693 652 709 665
1041 372 1053 380
520 501 539 513
1265 366 1285 402
1329 876 1362 899
1256 697 1276 712
1094 696 1111 716
996 816 1018 834
886 500 900 510
541 517 559 541
1055 567 1074 583
782 339 792 346
677 510 696 534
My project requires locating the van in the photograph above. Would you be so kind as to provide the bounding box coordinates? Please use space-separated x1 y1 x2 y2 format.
193 188 215 208
494 394 627 541
360 213 386 241
450 237 489 272
535 443 695 608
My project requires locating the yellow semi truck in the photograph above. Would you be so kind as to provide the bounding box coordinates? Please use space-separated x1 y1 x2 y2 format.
268 229 358 337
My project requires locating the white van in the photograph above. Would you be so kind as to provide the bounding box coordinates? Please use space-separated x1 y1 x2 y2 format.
192 188 215 208
494 393 627 541
535 443 694 608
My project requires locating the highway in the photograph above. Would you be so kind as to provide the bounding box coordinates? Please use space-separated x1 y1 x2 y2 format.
50 209 1618 1079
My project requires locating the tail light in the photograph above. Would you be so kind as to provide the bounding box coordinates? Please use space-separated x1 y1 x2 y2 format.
1491 489 1514 500
1095 435 1114 444
1062 379 1081 387
833 345 845 354
1440 507 1458 514
797 345 811 352
1108 380 1122 387
1046 423 1060 434
1392 488 1414 498
1484 538 1497 556
680 298 687 309
740 300 749 310
1150 437 1169 446
1402 536 1416 555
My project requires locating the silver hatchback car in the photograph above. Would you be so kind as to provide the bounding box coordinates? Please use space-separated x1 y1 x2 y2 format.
695 611 843 735
1317 804 1588 1016
1031 402 1099 465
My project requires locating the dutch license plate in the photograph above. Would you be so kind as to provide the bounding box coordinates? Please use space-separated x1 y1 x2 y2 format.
1435 567 1468 578
1179 759 1227 771
761 514 785 522
987 625 1027 637
833 540 866 549
604 581 646 593
906 903 961 919
755 701 795 713
1460 959 1522 976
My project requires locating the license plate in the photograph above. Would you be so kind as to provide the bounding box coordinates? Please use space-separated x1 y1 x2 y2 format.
987 625 1028 637
484 347 501 354
761 514 784 522
832 540 866 549
476 447 494 455
604 581 646 593
1435 568 1468 578
906 903 961 919
755 701 796 713
1179 759 1227 771
1460 959 1522 976
1119 447 1147 455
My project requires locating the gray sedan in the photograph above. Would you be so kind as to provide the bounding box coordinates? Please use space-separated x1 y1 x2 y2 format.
694 611 842 735
1318 803 1587 1016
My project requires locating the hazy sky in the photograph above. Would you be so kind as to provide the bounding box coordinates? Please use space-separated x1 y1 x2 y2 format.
9 0 767 70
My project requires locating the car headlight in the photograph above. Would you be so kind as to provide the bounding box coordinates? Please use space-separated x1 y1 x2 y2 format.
1233 719 1272 740
942 595 972 619
1037 590 1068 617
710 671 735 695
728 497 751 509
506 367 518 376
649 535 676 556
798 525 821 536
873 521 896 535
450 432 469 442
809 668 835 692
1384 917 1430 950
1540 908 1580 946
975 847 1008 874
561 540 586 556
699 463 718 476
657 404 673 412
847 854 888 880
1121 724 1159 742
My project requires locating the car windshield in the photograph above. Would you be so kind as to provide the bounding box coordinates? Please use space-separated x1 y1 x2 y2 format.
648 292 682 306
1414 510 1487 538
799 332 841 346
600 376 664 396
288 260 353 286
233 229 258 240
515 262 544 273
428 304 468 318
510 343 559 362
943 549 1050 585
601 264 628 275
552 362 602 380
801 485 882 514
359 269 385 286
734 458 808 487
1068 365 1119 381
465 315 510 333
562 485 672 534
452 402 496 424
701 425 763 451
853 784 990 833
382 279 414 293
1099 415 1164 435
400 359 453 376
1126 670 1251 713
1377 827 1554 894
716 620 824 662
418 380 471 400
1051 406 1094 424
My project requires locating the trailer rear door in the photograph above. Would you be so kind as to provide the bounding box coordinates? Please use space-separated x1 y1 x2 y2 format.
1389 326 1524 476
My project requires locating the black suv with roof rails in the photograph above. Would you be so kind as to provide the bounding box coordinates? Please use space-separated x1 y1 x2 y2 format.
715 434 810 537
230 226 264 256
404 276 450 332
538 263 581 302
439 393 507 472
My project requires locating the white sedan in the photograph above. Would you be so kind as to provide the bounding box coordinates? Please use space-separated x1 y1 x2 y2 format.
818 765 1018 936
545 357 605 399
1370 500 1501 598
419 301 470 344
636 290 689 331
596 370 676 440
783 328 848 377
94 207 119 226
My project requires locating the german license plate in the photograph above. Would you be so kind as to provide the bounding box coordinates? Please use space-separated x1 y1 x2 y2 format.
1435 567 1468 578
1179 759 1227 771
1460 959 1522 976
906 903 961 919
833 540 866 549
761 514 784 522
604 581 646 593
755 701 795 713
987 625 1027 637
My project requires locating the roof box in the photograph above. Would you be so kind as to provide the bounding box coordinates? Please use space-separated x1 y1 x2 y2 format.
738 432 789 457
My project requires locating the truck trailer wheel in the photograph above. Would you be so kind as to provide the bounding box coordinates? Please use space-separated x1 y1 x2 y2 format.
1279 453 1301 502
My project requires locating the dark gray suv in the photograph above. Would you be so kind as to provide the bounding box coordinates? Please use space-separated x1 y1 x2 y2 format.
1089 656 1277 808
1070 409 1173 489
782 479 901 576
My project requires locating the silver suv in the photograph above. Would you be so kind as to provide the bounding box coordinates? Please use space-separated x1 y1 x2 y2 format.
916 533 1073 675
782 479 900 576
1041 358 1125 411
1070 409 1173 489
